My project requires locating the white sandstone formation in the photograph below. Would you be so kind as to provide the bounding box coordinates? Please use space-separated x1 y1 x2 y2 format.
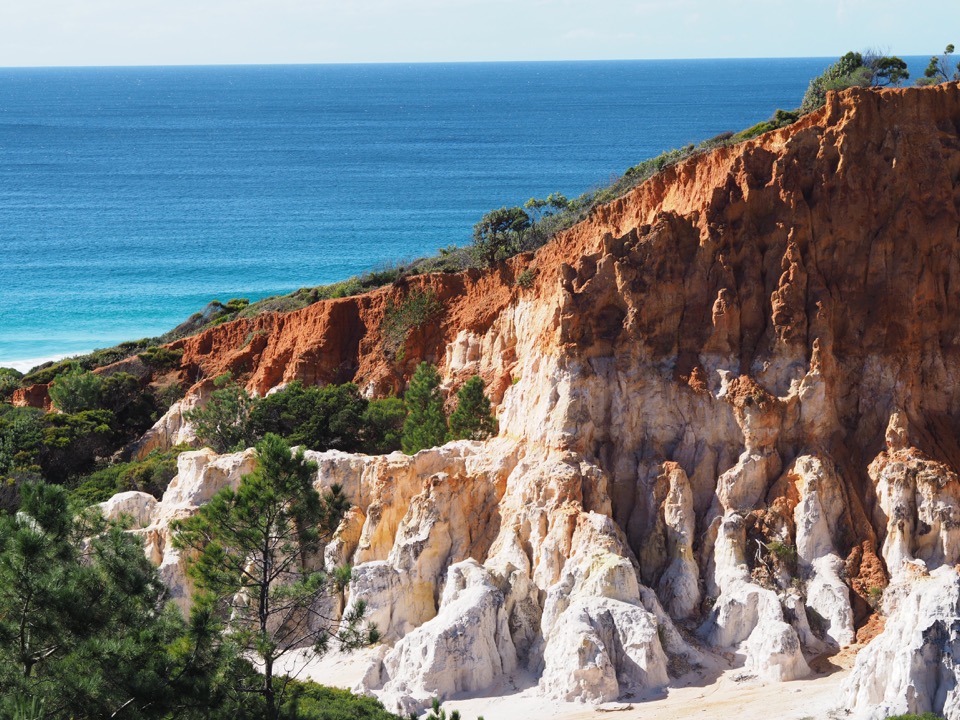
99 490 158 529
841 567 960 719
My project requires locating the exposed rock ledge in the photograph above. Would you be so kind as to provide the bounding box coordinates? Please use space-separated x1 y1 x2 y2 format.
103 83 960 717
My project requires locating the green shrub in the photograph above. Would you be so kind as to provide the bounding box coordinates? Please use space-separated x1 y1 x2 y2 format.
250 381 367 453
38 409 116 484
48 368 105 414
917 44 959 85
279 681 403 720
0 368 23 401
138 345 184 370
732 109 799 142
381 290 443 355
70 445 188 506
471 206 531 266
183 373 258 454
799 51 909 113
0 406 43 480
22 339 159 386
765 540 798 572
515 268 535 288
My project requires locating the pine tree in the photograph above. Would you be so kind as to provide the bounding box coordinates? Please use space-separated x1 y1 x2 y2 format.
173 433 375 720
0 482 220 719
401 363 448 454
448 376 497 441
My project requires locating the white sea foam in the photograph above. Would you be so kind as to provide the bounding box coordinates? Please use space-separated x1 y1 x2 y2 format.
1 353 91 374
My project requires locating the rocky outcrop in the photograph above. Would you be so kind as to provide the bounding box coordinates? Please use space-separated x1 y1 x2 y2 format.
109 83 960 717
11 383 50 410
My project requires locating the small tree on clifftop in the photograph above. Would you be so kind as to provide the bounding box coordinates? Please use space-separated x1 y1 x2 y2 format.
917 44 960 85
800 50 910 113
471 206 531 266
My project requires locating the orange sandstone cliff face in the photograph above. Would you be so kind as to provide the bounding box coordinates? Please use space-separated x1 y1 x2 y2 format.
111 84 960 719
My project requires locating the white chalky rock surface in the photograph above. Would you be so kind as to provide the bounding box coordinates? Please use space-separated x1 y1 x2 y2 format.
99 491 158 529
538 597 669 703
841 567 960 719
372 560 518 715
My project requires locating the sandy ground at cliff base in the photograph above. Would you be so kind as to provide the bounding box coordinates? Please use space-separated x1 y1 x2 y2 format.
291 645 859 720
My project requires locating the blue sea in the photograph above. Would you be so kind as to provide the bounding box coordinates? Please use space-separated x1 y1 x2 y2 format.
0 58 928 371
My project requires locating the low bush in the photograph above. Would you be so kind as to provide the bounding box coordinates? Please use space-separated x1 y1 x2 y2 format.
138 345 184 370
362 397 406 455
515 268 535 288
70 445 189 506
0 368 23 400
381 290 443 355
48 368 105 414
401 363 447 454
183 373 258 454
279 681 403 720
250 381 368 453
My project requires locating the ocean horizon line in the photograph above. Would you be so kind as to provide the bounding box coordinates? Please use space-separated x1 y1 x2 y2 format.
0 55 874 71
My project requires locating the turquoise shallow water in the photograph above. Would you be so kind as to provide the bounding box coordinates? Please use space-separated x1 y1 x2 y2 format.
0 59 928 371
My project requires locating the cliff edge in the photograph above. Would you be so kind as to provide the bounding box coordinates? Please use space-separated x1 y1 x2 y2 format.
106 83 960 719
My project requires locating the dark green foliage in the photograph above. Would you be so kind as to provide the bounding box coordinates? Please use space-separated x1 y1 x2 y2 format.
471 206 532 266
918 44 959 85
203 298 252 329
46 370 156 451
381 289 443 355
47 367 105 414
885 714 943 720
247 382 405 455
800 51 867 112
448 376 497 441
523 193 569 246
0 367 22 400
138 345 184 370
401 363 448 454
250 381 368 452
39 409 116 484
800 51 910 113
184 373 257 453
0 482 220 719
70 446 189 506
0 406 43 478
173 434 376 720
279 681 403 720
361 397 407 455
102 371 160 442
1 374 161 492
873 56 910 86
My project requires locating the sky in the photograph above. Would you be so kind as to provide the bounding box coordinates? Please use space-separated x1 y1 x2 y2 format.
0 0 957 67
